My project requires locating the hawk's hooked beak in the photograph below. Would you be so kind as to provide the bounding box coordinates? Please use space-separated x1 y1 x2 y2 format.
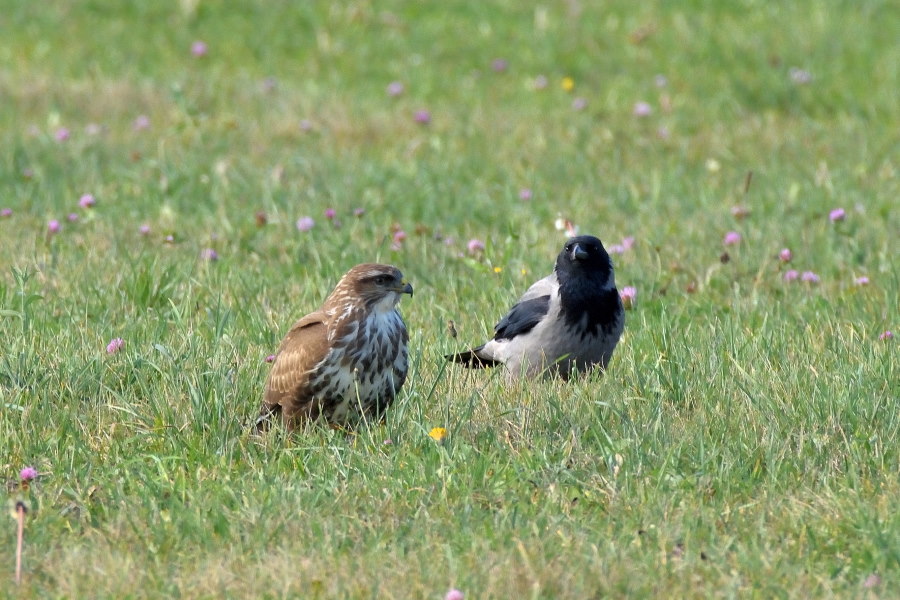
398 281 414 296
570 243 590 261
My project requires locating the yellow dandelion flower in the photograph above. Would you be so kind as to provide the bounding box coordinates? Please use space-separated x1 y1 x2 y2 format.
428 427 448 442
493 266 502 273
561 77 575 92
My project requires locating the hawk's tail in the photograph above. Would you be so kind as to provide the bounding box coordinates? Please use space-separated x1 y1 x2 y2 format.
445 347 500 369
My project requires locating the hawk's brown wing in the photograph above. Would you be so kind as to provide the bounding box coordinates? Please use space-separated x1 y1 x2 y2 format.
258 310 332 428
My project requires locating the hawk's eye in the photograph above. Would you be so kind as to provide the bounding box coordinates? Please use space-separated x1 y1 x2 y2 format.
374 276 387 285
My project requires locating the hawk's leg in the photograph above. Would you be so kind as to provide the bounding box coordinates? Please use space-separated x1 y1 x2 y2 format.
253 403 282 433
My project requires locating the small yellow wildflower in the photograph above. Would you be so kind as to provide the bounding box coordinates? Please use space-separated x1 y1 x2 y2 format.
493 266 502 273
521 268 528 275
428 427 448 442
561 77 575 92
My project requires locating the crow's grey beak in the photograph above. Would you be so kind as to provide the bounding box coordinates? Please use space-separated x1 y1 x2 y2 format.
571 243 589 261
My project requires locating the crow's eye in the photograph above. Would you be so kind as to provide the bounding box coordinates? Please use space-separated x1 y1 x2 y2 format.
565 244 572 252
374 276 387 285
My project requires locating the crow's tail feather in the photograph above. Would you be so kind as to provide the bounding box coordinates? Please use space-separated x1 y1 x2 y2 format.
445 347 500 369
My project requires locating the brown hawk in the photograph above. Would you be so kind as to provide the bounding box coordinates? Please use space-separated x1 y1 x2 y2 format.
256 263 413 431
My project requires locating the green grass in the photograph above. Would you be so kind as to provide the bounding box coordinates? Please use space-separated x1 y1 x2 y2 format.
1 0 898 597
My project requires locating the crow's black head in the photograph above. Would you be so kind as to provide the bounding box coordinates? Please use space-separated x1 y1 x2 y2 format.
555 235 621 337
555 235 613 282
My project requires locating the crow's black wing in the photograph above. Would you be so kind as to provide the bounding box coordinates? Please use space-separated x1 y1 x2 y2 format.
493 295 551 341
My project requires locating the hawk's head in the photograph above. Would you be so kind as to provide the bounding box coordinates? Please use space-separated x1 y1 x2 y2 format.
333 263 413 313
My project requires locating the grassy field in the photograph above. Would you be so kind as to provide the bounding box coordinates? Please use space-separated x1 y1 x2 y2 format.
1 0 897 597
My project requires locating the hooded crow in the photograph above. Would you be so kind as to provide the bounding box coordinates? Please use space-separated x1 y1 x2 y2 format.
447 235 624 379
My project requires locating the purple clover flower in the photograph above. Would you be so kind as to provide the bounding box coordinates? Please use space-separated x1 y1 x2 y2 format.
801 271 820 283
200 248 219 261
620 287 637 310
467 239 485 254
633 102 652 117
20 467 37 482
829 208 846 222
390 230 407 252
387 81 404 96
296 217 315 232
79 194 96 208
779 248 792 262
106 338 124 354
723 231 742 246
789 67 812 85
